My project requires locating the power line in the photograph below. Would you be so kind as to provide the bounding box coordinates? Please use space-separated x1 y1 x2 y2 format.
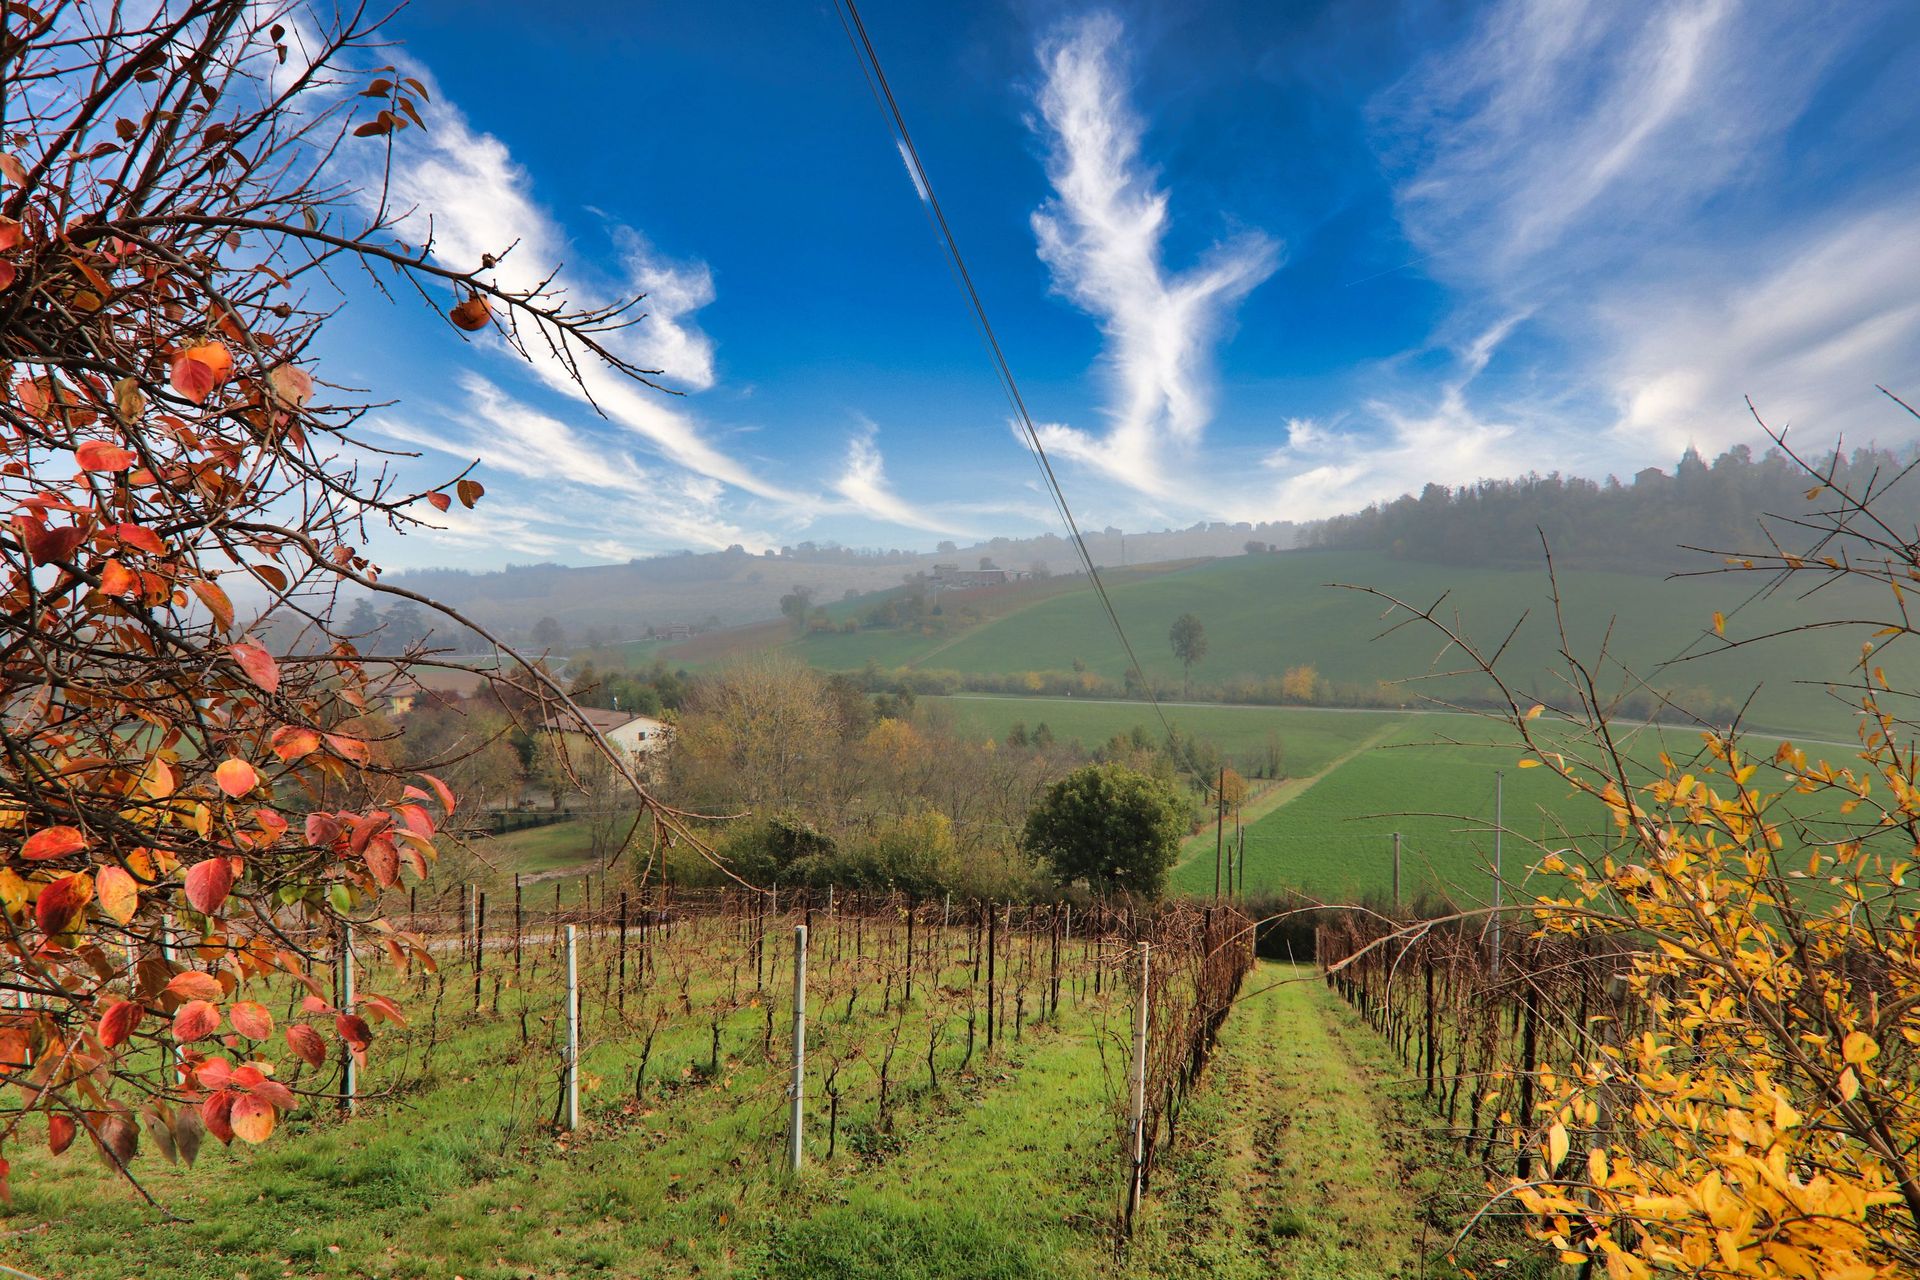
829 0 1195 780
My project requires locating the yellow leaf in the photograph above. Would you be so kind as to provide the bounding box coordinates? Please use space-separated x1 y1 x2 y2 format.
1547 1121 1569 1169
1712 611 1726 636
1518 759 1542 769
1525 704 1544 720
1842 1030 1879 1065
1839 1067 1859 1101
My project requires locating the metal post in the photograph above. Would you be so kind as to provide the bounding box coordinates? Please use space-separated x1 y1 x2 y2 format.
788 924 809 1171
341 921 357 1113
1392 832 1402 910
563 924 579 1130
1491 770 1504 977
1126 942 1151 1226
1213 766 1225 901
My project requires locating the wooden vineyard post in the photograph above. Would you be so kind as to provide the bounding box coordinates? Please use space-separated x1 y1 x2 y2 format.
789 924 809 1172
1492 770 1504 977
1125 941 1151 1229
618 892 629 1015
473 890 486 1011
563 924 580 1131
514 873 523 981
340 921 357 1114
1392 832 1402 910
1213 766 1225 901
985 901 997 1056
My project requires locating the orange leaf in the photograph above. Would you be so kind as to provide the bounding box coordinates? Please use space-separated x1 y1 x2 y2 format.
420 772 456 816
455 478 485 508
214 757 258 798
172 999 220 1042
449 296 490 331
75 441 136 472
168 352 219 404
183 857 234 914
335 1012 372 1050
97 1000 144 1049
22 825 85 860
229 642 279 694
325 733 370 766
190 578 235 632
426 490 451 512
271 726 321 762
98 559 138 596
229 1001 273 1041
165 970 224 1001
284 1023 327 1068
96 865 138 924
360 993 408 1029
230 1095 276 1144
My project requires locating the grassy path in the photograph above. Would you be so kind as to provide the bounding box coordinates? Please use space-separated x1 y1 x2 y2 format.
1137 962 1420 1279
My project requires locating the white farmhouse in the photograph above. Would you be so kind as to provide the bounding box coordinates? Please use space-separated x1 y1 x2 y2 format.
542 707 670 757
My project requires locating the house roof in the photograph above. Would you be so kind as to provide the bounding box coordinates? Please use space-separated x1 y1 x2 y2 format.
541 707 662 734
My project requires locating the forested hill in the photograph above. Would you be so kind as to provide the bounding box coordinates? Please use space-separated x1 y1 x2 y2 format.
1311 443 1920 573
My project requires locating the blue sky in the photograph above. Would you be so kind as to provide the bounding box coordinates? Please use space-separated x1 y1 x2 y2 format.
317 0 1920 568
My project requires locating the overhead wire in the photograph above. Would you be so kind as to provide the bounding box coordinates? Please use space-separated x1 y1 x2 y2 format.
829 0 1202 786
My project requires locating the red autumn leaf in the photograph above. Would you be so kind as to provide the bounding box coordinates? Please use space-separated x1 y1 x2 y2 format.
325 732 370 766
231 1094 275 1144
24 522 87 565
229 641 279 694
195 1057 233 1090
300 994 331 1015
172 999 220 1042
98 559 138 596
74 441 136 472
201 1091 235 1145
271 725 320 762
98 1000 144 1049
184 857 234 914
0 214 19 251
360 993 408 1029
95 1113 139 1166
363 835 400 888
22 825 85 860
113 522 165 554
34 872 91 935
455 477 484 508
304 812 342 847
425 490 451 511
214 757 258 798
394 803 434 836
284 1023 326 1068
335 1012 372 1050
168 343 232 404
47 1114 76 1156
249 1077 297 1110
228 1001 273 1040
420 771 457 816
164 970 224 1001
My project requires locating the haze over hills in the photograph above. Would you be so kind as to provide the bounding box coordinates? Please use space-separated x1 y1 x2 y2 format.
376 520 1301 647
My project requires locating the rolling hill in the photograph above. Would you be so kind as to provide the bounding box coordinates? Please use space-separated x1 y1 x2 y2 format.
634 549 1909 741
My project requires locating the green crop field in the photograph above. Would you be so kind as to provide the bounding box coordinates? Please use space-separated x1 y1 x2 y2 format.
695 550 1904 741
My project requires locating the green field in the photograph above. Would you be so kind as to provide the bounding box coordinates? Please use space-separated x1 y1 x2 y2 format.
715 551 1905 741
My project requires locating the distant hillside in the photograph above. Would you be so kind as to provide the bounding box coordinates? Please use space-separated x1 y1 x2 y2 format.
1313 442 1920 573
639 548 1911 740
375 521 1299 647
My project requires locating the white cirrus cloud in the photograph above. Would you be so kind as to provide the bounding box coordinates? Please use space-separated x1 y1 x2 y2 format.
831 424 978 537
1026 11 1281 497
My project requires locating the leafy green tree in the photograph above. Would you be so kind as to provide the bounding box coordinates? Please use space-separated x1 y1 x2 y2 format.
1023 764 1187 898
1169 613 1207 697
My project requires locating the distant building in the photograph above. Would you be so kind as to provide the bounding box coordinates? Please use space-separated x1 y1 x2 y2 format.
928 564 1013 590
542 707 670 756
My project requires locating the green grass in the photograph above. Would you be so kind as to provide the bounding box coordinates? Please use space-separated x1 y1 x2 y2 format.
926 694 1402 777
4 916 1136 1279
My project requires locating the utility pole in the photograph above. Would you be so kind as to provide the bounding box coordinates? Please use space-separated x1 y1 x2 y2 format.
1213 766 1226 902
1491 770 1504 977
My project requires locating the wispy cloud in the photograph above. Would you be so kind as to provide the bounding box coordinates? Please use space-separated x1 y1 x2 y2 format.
831 423 977 537
1357 0 1919 477
1026 12 1280 496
